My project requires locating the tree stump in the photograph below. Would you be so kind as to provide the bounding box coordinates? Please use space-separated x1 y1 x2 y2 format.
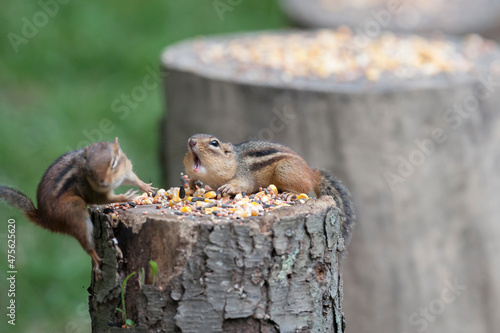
88 196 346 332
279 0 500 35
160 31 500 333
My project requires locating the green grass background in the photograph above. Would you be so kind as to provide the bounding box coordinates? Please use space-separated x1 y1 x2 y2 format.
0 2 286 332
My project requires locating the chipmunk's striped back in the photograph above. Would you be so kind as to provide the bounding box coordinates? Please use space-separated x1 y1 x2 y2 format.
235 140 300 174
37 149 84 214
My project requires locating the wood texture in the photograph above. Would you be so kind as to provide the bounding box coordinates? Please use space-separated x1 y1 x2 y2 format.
88 196 345 333
160 32 500 333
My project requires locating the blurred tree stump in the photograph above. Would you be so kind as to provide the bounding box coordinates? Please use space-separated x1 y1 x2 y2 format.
88 196 346 333
279 0 500 35
160 31 500 333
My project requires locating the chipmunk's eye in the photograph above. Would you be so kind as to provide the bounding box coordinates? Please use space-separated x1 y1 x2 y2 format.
209 140 220 148
111 157 117 169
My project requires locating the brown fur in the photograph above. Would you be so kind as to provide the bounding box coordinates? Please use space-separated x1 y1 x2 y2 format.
183 134 355 246
314 169 355 245
0 138 155 277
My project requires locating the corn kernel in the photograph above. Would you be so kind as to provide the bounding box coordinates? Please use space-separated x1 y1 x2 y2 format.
181 206 192 213
260 195 270 203
268 184 278 196
172 188 182 203
193 189 205 197
205 208 214 214
236 197 249 206
254 191 265 199
251 202 264 210
204 191 217 199
296 193 309 200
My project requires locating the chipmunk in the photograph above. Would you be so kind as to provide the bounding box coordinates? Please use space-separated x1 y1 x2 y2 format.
0 138 155 278
183 134 355 246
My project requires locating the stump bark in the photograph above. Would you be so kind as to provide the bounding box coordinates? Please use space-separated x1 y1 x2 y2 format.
88 196 345 333
160 31 500 333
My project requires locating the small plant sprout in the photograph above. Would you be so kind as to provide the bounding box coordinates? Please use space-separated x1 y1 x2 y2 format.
116 271 136 328
150 260 158 286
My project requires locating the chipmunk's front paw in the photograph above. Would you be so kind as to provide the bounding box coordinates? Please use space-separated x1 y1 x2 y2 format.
282 192 298 201
218 184 238 195
123 188 139 201
141 183 157 193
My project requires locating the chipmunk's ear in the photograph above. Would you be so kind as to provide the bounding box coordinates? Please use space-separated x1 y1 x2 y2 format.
113 137 121 154
83 146 89 160
224 143 234 154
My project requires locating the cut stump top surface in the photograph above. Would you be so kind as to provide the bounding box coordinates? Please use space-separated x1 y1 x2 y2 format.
109 195 337 233
161 29 500 93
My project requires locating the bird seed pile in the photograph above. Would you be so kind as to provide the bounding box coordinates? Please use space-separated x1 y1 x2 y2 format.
104 175 309 221
196 28 496 82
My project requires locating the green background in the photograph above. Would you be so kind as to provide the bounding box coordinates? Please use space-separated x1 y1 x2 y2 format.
0 1 286 332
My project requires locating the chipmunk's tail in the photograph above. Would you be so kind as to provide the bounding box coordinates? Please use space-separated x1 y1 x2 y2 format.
0 186 39 224
314 170 355 248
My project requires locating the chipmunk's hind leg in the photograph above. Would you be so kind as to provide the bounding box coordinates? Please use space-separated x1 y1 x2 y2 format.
57 197 103 279
273 158 315 196
88 248 102 278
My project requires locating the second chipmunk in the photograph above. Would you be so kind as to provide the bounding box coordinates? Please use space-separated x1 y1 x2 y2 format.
0 138 155 278
184 134 355 245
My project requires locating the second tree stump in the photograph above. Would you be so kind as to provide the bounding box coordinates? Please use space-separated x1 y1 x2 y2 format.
160 30 500 333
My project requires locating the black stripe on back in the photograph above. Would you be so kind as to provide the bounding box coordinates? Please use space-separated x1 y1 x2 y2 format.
55 163 75 183
245 148 280 158
56 175 77 198
249 155 287 171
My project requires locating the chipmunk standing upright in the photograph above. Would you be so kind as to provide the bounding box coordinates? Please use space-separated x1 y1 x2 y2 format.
0 138 155 277
184 134 355 245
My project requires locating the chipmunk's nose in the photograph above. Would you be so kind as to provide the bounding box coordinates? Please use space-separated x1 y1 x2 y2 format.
188 138 197 148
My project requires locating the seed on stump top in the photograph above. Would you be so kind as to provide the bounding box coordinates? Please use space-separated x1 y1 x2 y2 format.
162 28 500 91
103 177 313 223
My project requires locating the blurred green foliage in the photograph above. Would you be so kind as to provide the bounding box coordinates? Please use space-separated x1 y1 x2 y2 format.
0 1 286 332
